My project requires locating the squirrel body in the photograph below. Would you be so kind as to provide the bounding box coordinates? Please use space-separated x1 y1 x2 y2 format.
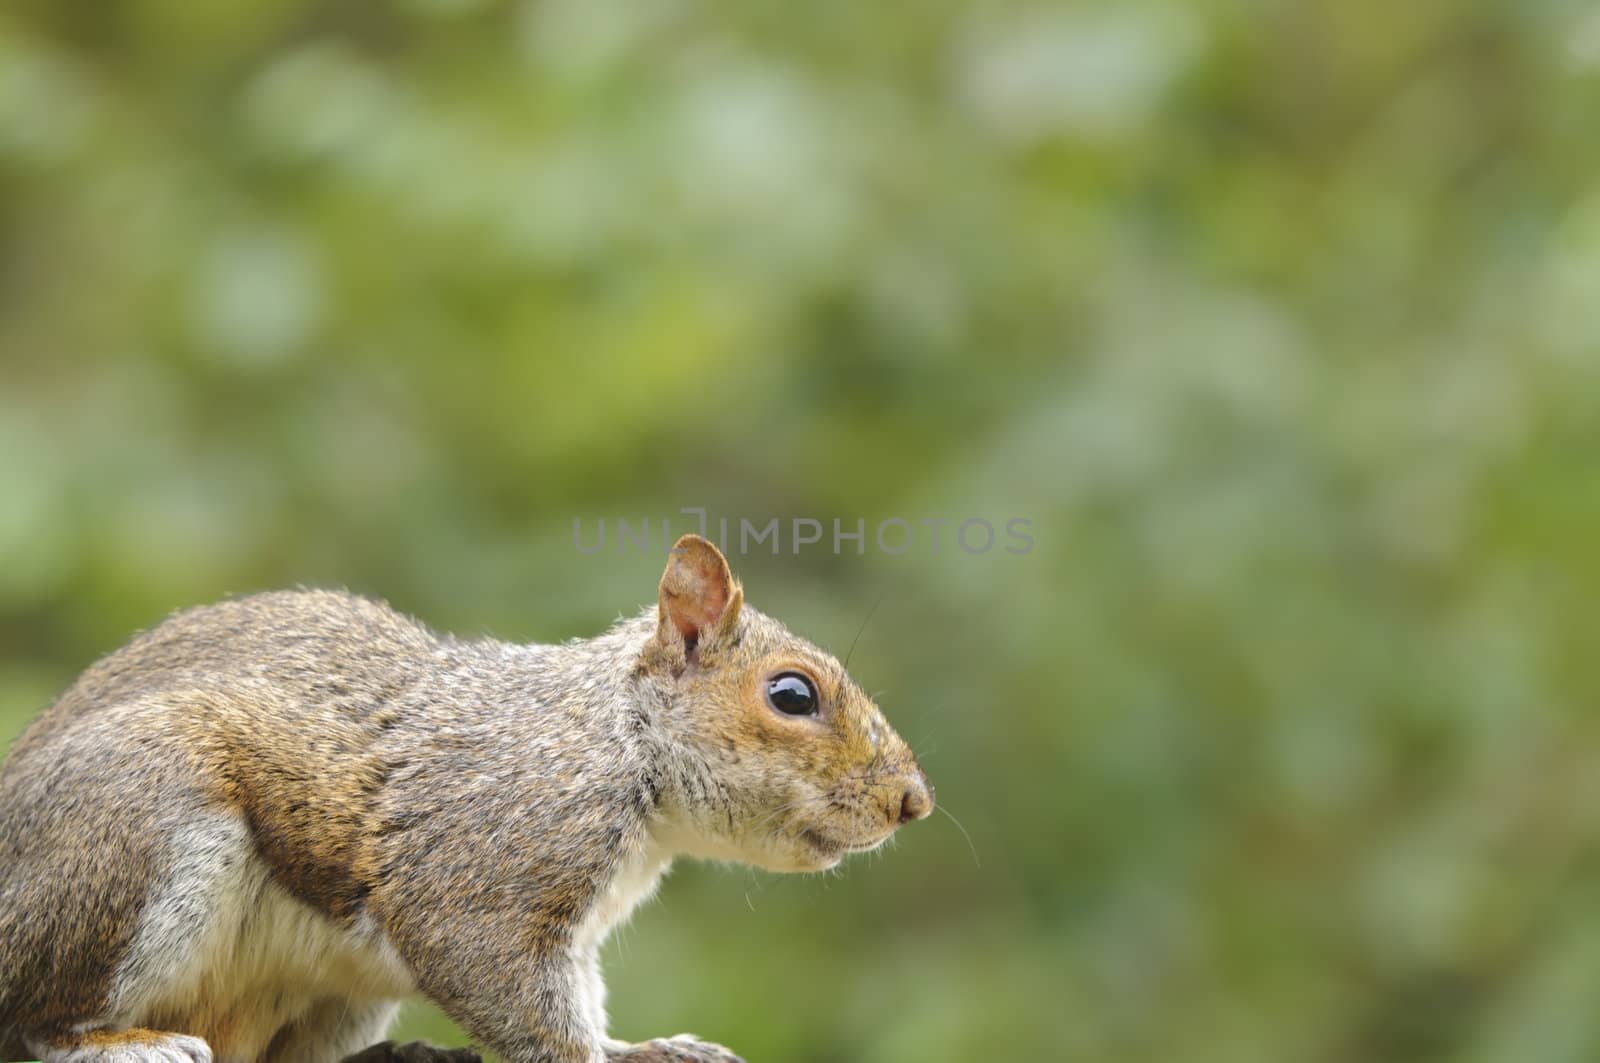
0 537 931 1063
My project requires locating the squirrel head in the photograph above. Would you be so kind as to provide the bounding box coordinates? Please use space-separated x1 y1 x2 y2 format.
639 534 933 872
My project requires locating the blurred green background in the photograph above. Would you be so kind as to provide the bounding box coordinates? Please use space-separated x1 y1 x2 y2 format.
5 1 1600 1061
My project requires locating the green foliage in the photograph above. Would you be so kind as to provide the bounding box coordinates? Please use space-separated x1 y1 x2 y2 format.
5 1 1600 1061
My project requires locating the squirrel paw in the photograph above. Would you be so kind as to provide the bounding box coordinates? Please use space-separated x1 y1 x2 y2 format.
613 1034 746 1063
40 1032 213 1063
338 1041 482 1063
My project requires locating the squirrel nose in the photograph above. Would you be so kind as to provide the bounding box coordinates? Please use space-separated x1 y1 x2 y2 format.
897 775 933 824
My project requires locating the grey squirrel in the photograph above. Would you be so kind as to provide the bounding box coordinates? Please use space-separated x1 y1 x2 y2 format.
0 535 932 1063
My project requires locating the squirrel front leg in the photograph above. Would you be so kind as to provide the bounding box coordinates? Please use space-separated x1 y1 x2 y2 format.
392 922 599 1063
378 875 741 1063
396 930 737 1063
370 822 629 1061
367 740 743 1063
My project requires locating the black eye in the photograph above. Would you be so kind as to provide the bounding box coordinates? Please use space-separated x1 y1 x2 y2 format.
767 672 819 716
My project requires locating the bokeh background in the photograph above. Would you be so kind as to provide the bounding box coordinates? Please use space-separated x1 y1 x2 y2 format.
5 1 1600 1061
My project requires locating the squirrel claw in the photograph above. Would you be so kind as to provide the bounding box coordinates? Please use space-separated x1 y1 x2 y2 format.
616 1034 745 1063
339 1042 482 1063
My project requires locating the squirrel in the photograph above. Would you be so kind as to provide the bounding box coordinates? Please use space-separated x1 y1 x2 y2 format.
0 534 932 1063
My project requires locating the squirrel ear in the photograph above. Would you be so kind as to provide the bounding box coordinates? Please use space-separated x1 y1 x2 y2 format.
656 534 742 661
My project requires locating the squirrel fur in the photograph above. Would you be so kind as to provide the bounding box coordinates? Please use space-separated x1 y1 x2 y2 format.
0 535 932 1063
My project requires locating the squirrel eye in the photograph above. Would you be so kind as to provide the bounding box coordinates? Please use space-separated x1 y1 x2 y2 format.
766 672 819 716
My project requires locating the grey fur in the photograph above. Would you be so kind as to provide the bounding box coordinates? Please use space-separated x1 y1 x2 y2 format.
0 549 929 1063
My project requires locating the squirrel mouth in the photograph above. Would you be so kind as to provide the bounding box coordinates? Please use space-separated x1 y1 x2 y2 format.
801 828 884 856
800 829 846 855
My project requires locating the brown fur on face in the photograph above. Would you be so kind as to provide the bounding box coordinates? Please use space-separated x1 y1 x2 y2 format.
642 536 932 872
